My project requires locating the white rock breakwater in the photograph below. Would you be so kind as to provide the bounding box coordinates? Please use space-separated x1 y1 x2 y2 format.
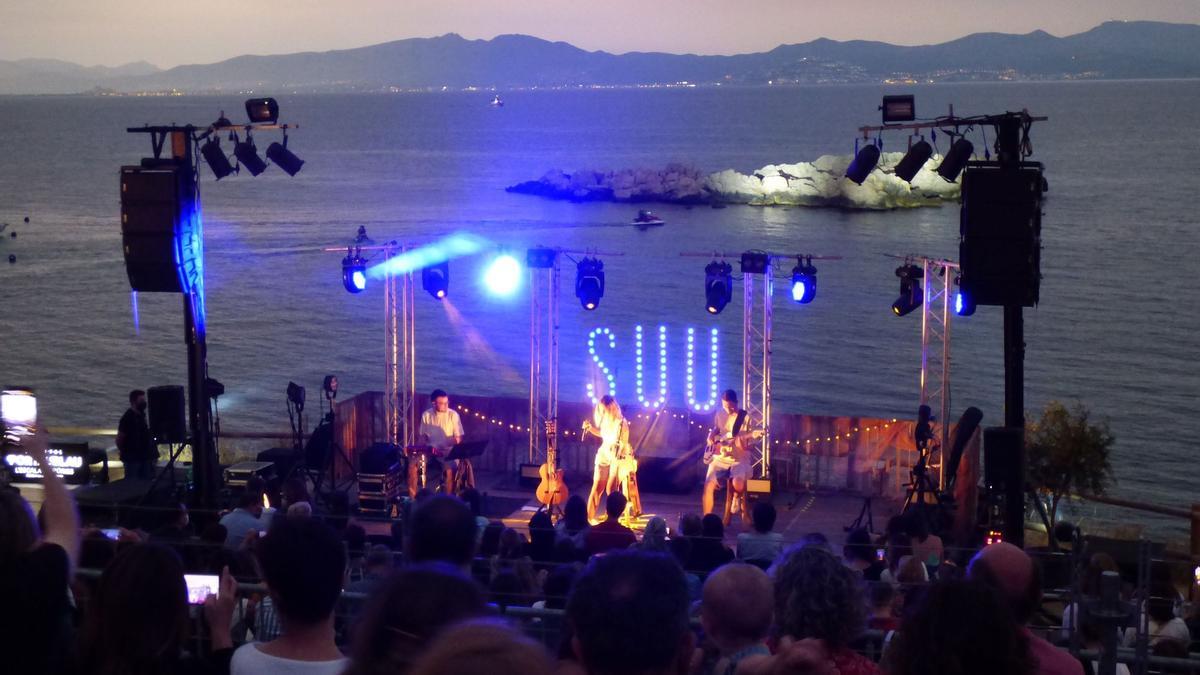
506 153 964 210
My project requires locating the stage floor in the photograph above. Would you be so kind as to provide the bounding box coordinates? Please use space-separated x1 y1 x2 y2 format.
380 469 901 550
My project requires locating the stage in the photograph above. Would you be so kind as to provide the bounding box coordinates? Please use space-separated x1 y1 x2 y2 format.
360 468 902 549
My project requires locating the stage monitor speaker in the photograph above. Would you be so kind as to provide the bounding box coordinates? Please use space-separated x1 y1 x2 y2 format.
959 163 1044 307
147 385 186 444
518 463 541 488
983 426 1025 548
120 164 188 293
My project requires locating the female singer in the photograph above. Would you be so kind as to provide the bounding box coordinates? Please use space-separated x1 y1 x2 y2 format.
582 395 622 522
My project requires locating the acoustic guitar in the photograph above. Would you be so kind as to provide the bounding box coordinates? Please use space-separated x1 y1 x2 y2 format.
535 419 568 508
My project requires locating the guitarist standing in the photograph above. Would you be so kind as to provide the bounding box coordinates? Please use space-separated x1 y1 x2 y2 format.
703 389 753 525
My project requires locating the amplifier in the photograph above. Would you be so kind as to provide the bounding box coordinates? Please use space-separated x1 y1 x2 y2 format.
746 478 772 495
224 461 276 489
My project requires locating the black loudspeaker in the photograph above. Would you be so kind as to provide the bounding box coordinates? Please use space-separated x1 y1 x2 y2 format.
959 163 1044 307
120 164 188 293
983 426 1025 547
147 385 186 444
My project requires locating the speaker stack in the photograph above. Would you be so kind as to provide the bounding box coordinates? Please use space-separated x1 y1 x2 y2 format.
983 426 1025 548
147 385 187 445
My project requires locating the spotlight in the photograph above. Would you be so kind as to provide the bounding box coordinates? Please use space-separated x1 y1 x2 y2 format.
266 140 304 176
575 257 605 310
881 95 916 123
422 261 449 299
704 260 733 314
892 264 923 317
342 248 367 293
484 252 521 297
894 139 933 183
790 257 817 304
199 137 235 180
322 375 338 399
937 138 974 183
954 276 976 316
234 136 268 176
245 97 279 124
286 381 306 412
845 143 881 185
205 377 225 398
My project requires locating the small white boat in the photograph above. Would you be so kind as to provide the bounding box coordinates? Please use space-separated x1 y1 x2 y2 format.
631 210 665 228
490 95 504 107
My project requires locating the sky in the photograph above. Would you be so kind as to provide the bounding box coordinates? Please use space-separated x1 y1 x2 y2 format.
3 0 1199 68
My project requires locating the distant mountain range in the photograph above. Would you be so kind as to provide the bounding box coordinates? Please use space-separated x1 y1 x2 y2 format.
2 21 1198 95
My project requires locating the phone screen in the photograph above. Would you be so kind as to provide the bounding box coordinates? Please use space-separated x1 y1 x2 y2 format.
1 388 37 441
101 528 121 541
184 574 220 605
1194 566 1199 586
876 548 887 561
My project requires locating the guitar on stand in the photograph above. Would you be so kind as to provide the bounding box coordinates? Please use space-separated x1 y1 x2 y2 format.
535 419 568 519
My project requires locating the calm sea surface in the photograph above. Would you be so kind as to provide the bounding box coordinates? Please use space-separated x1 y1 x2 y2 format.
1 82 1197 532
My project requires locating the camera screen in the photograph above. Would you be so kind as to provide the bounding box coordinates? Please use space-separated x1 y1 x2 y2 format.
1 389 36 438
184 574 220 605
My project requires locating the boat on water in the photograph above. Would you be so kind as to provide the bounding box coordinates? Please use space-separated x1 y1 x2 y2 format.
631 209 665 228
490 95 504 107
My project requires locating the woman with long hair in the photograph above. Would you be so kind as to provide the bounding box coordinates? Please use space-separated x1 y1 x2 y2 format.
582 395 624 522
76 543 236 675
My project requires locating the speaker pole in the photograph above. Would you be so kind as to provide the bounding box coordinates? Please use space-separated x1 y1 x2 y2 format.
172 130 217 509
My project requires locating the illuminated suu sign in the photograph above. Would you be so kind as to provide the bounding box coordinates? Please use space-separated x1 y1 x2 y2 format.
586 325 720 412
3 443 90 485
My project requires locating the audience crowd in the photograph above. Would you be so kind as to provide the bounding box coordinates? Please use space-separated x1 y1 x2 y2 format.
2 428 1198 675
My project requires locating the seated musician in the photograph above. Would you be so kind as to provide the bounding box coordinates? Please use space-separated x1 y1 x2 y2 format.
703 389 752 525
408 389 464 497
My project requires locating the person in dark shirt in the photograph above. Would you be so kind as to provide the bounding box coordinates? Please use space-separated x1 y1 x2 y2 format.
583 492 638 557
116 389 156 480
0 425 81 674
687 513 735 578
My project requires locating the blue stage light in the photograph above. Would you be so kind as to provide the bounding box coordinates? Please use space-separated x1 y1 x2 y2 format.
575 257 605 310
422 261 449 299
484 253 521 296
342 249 367 293
704 261 733 314
790 257 817 304
954 288 976 316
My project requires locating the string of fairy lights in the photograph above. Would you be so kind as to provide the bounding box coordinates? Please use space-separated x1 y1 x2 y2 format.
455 404 900 451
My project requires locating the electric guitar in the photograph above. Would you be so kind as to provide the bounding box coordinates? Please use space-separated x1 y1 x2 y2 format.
702 428 765 465
535 419 568 507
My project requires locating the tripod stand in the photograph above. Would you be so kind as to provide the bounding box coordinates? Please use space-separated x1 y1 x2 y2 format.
902 445 953 533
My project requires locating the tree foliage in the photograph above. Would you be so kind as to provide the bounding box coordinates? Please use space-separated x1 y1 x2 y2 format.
1026 401 1116 531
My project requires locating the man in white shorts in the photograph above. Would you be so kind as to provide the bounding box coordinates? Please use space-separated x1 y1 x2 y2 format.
703 389 753 525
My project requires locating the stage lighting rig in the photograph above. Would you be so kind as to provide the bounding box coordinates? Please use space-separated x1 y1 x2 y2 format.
790 256 817 304
234 134 268 176
422 261 449 299
704 260 734 314
881 95 916 123
342 247 368 293
575 257 605 310
266 138 305 176
892 263 923 316
199 137 235 180
245 97 280 124
937 138 974 183
845 142 881 185
894 138 933 184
